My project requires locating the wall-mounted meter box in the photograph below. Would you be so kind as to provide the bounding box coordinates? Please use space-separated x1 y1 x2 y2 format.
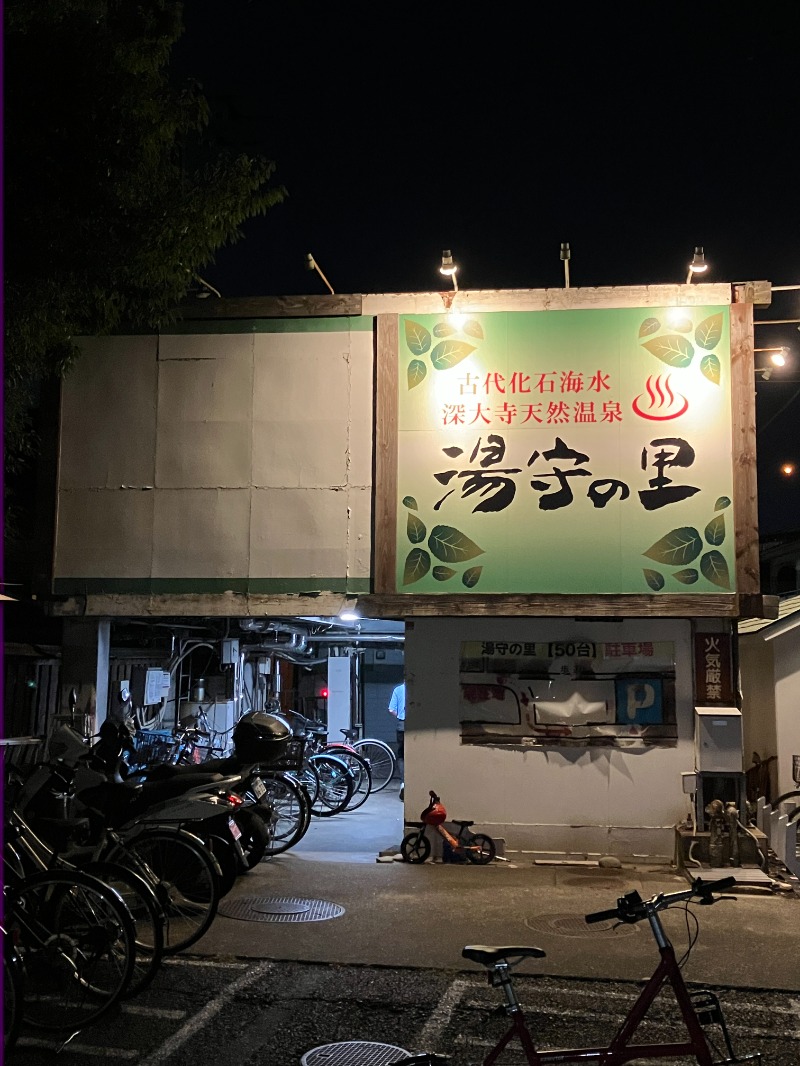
694 707 743 773
221 639 239 665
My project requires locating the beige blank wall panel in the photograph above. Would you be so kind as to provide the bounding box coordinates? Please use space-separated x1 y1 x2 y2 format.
347 486 372 577
156 420 252 489
157 332 254 365
156 349 254 488
348 336 375 486
152 489 251 577
249 488 348 578
253 332 350 420
61 337 158 488
55 489 154 577
252 418 348 487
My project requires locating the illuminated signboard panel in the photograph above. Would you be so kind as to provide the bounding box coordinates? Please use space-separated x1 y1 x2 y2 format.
394 306 734 596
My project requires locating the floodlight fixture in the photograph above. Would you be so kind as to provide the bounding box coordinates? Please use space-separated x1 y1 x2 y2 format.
560 242 571 289
686 246 708 283
755 346 789 368
439 249 459 292
306 253 335 295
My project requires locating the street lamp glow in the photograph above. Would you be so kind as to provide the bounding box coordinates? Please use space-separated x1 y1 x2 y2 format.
781 463 796 477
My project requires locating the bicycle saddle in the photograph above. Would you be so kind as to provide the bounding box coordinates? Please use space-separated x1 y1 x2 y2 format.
462 945 546 965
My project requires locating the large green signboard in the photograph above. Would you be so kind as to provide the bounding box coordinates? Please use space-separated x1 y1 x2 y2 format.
395 306 734 595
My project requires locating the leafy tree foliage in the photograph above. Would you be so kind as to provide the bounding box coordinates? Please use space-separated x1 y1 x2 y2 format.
4 0 286 470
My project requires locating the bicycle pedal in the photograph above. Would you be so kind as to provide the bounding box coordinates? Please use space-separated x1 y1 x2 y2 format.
689 989 723 1027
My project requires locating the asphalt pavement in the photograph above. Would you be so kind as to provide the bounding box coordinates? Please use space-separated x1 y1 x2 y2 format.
192 782 800 992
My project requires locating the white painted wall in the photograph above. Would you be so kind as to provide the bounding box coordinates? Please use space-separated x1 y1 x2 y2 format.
404 616 695 861
773 632 800 796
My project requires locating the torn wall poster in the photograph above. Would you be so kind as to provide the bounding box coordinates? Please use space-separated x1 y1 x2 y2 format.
459 640 677 749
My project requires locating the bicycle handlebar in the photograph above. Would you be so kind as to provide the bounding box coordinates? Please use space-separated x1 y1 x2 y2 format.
585 876 736 925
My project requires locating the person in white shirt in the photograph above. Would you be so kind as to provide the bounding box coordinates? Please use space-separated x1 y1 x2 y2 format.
388 681 405 760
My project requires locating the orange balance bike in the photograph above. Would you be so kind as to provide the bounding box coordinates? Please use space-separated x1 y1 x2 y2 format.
401 790 496 865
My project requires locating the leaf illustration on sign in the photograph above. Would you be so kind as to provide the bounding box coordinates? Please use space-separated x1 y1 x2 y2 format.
428 525 484 563
407 513 426 544
714 496 731 512
639 317 660 337
462 566 483 588
673 568 699 584
641 335 695 368
700 549 731 589
704 514 725 546
643 568 665 591
403 548 431 585
402 496 418 510
643 526 702 565
430 340 476 371
432 565 456 581
695 313 723 351
408 359 427 390
433 322 456 337
700 353 721 385
671 316 693 333
463 319 484 340
404 320 431 356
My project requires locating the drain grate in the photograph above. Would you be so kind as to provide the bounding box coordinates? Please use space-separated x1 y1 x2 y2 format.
301 1041 410 1065
218 896 345 923
524 912 638 938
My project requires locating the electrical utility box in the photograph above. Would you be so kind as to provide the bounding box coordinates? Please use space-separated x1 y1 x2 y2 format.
694 707 743 773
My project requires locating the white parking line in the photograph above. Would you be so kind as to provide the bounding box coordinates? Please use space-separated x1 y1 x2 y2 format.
19 1037 139 1059
162 957 249 968
137 959 274 1066
419 978 470 1049
121 1004 187 1020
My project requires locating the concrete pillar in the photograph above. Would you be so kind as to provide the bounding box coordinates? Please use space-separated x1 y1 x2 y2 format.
60 618 111 737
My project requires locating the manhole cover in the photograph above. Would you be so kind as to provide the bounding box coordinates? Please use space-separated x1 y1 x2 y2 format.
253 900 311 915
301 1041 410 1065
524 913 638 938
218 896 345 923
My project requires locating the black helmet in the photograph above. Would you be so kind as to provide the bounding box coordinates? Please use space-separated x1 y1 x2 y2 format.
233 711 292 760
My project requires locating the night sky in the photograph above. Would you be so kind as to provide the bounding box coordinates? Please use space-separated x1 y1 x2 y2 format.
172 5 800 536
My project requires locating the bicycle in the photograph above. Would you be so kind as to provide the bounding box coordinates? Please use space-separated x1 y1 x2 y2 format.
340 728 398 793
291 713 373 812
5 804 166 997
392 877 761 1065
401 791 496 865
3 864 137 1038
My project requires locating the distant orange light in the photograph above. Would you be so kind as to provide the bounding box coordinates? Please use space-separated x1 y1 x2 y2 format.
781 463 796 476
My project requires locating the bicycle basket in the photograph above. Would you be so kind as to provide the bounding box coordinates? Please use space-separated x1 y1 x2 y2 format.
134 729 175 766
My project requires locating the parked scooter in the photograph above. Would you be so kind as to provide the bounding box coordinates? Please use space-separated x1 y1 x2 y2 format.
16 724 261 894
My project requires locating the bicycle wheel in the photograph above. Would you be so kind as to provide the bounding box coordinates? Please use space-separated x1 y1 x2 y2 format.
3 939 25 1053
401 831 431 864
7 869 136 1032
111 827 221 954
352 739 396 792
293 762 321 806
233 806 271 869
464 833 496 865
257 773 312 856
327 749 372 812
81 860 165 996
309 753 355 817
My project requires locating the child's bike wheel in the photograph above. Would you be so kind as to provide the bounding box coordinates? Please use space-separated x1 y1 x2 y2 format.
465 833 496 864
401 832 431 863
